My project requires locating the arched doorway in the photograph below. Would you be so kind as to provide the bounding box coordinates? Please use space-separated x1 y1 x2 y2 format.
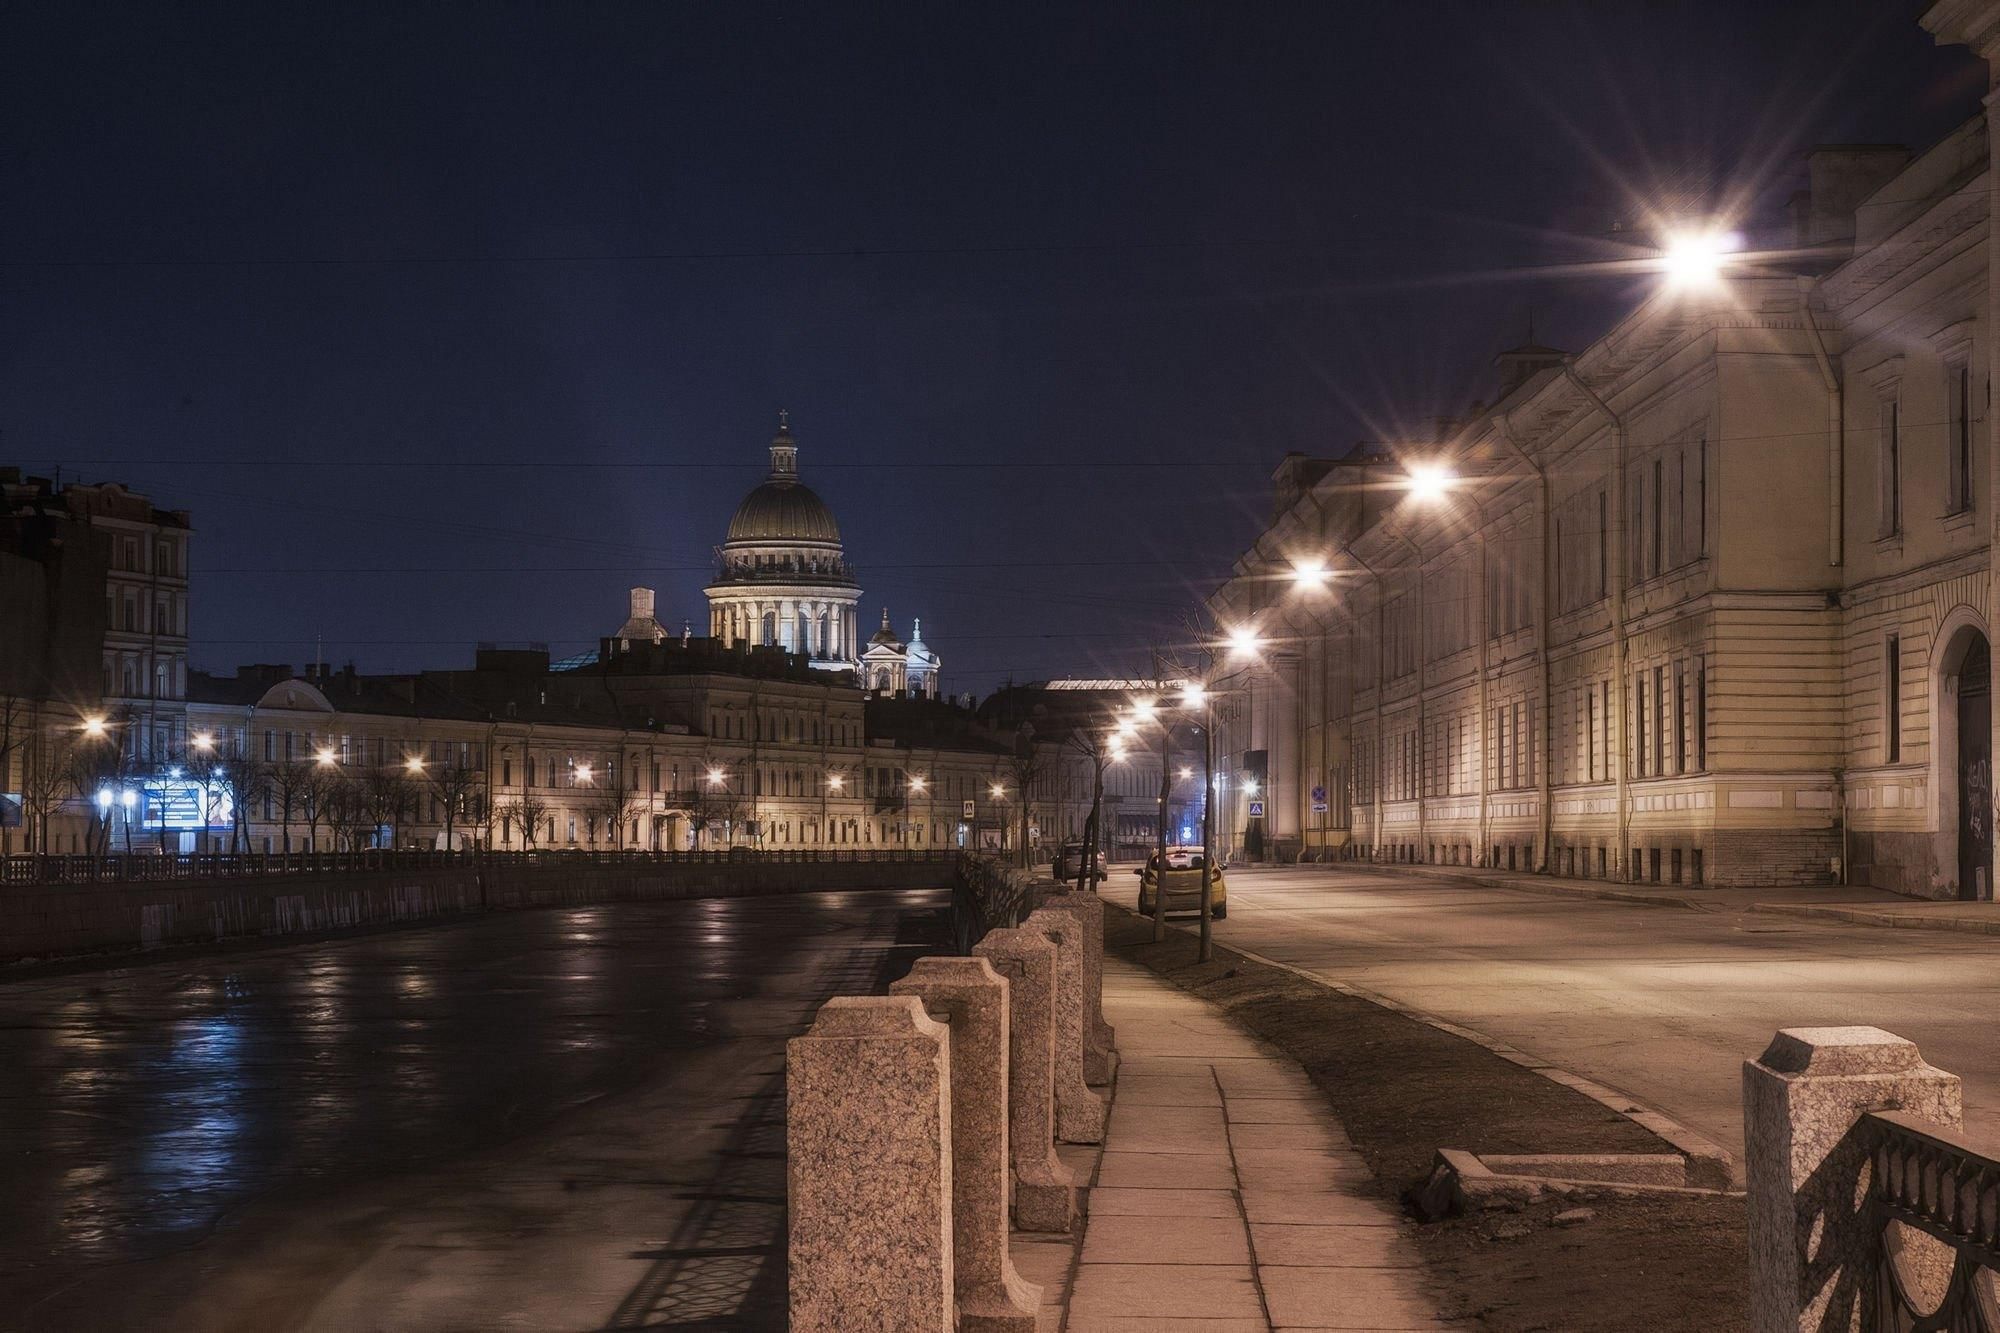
1957 635 1991 901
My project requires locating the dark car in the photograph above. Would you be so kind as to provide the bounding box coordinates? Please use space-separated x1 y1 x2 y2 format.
1052 840 1107 883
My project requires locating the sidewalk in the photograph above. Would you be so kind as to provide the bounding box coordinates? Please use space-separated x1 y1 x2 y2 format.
1062 958 1446 1332
1317 860 2000 935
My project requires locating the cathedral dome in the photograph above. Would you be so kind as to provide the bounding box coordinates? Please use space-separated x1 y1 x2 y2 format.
725 478 842 546
721 415 843 548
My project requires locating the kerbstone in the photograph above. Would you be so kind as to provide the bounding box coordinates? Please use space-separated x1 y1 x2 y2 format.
1027 906 1107 1143
891 956 1041 1332
1044 889 1117 1084
1743 1025 1962 1333
788 995 953 1332
974 925 1080 1232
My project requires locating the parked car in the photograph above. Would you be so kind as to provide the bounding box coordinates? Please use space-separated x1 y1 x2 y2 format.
1135 850 1227 919
1052 840 1107 882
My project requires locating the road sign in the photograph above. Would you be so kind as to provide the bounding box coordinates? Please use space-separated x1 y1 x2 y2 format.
962 799 975 820
1310 784 1328 814
1248 799 1266 818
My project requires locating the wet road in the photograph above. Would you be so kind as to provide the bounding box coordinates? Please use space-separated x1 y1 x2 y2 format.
0 888 947 1330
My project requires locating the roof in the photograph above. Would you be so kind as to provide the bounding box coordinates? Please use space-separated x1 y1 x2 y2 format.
725 478 842 546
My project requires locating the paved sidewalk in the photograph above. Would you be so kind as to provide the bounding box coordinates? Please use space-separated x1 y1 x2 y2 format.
1308 858 2000 934
1063 958 1447 1332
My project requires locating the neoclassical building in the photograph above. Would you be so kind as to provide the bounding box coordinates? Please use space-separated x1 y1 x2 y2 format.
705 414 865 671
1204 3 2000 897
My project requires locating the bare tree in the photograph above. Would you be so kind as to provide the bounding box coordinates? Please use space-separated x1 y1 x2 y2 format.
363 769 415 849
503 789 551 849
427 761 488 850
323 772 372 851
265 759 320 854
64 725 130 856
0 695 27 857
1065 720 1117 893
586 779 637 850
683 754 742 849
211 750 270 853
20 727 76 855
1006 724 1045 869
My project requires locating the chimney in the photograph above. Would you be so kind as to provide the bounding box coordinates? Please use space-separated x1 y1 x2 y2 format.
1794 145 1911 249
630 586 655 620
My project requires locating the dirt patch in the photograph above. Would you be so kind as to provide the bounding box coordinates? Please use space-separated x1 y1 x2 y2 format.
1103 902 1747 1332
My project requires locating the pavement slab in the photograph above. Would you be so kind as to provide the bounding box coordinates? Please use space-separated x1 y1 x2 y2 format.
1061 959 1444 1332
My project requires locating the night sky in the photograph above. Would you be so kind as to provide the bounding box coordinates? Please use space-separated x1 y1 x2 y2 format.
2 2 1983 696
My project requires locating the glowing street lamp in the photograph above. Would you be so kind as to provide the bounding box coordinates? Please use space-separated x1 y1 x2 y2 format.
908 776 928 794
706 768 728 787
1178 766 1194 781
574 762 594 785
826 773 845 791
1659 227 1739 289
191 732 215 752
1131 697 1159 721
405 756 426 775
1225 624 1262 659
1289 556 1330 588
989 783 1006 799
1181 681 1207 707
80 715 107 738
315 748 337 767
1404 463 1456 504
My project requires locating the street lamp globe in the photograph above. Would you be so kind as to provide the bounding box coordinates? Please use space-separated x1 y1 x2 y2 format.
1226 624 1262 658
1289 556 1329 588
1660 227 1738 289
1405 463 1456 504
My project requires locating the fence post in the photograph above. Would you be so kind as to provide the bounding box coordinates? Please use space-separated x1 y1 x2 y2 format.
1025 905 1105 1144
1743 1026 1962 1332
891 957 1041 1332
1042 888 1115 1086
788 995 954 1332
974 925 1080 1232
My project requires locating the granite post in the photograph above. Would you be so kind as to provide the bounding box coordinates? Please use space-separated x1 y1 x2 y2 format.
892 956 1042 1332
788 996 954 1333
1044 888 1116 1085
1026 905 1106 1144
974 925 1080 1232
1742 1026 1962 1333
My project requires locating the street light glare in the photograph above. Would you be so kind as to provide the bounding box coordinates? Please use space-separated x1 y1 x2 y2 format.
80 715 107 737
827 773 844 790
1660 228 1738 288
405 756 426 773
1181 682 1207 706
909 776 927 792
1131 697 1158 720
315 749 336 766
1289 556 1329 587
989 784 1005 798
191 732 215 751
706 768 727 786
1226 624 1262 658
1178 766 1194 780
1405 463 1456 504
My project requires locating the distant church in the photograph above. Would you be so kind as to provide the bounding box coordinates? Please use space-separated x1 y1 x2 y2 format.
614 413 940 697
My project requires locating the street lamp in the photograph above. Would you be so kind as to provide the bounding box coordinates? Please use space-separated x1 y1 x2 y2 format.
706 767 727 786
315 748 336 767
1659 227 1738 290
574 762 594 785
1225 624 1262 658
80 715 107 738
1289 556 1330 588
1404 462 1456 504
405 755 425 775
191 732 215 753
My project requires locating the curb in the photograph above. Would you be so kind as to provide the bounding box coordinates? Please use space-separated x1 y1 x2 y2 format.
1286 861 1717 913
1108 900 1740 1189
1747 901 2000 936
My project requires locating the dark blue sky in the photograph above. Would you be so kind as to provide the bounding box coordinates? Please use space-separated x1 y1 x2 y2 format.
2 2 1982 695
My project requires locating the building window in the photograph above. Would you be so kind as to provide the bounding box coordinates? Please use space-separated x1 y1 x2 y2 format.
1885 635 1902 763
1596 490 1609 600
1694 664 1707 771
1650 457 1664 578
1878 398 1902 537
1949 364 1973 516
1635 675 1649 777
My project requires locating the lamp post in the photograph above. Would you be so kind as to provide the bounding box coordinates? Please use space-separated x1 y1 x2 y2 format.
824 770 842 852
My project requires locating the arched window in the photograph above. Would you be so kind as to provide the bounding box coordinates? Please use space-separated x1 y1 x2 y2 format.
762 610 777 645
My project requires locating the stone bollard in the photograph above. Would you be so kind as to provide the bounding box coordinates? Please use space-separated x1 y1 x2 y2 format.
1044 889 1116 1086
1026 906 1107 1144
974 926 1080 1232
789 996 954 1333
892 957 1042 1332
1742 1026 1962 1333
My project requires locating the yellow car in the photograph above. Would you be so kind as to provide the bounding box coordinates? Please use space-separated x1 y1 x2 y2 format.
1135 849 1227 919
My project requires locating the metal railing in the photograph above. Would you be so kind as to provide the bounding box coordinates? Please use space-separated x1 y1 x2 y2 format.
1866 1109 2000 1331
0 847 963 886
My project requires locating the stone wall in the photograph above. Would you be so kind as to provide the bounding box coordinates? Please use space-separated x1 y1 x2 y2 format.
0 857 958 964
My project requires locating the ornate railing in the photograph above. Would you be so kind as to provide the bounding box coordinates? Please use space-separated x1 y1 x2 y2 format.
0 847 961 886
1866 1110 2000 1331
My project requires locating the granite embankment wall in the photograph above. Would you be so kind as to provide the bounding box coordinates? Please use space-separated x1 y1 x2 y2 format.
1 858 959 964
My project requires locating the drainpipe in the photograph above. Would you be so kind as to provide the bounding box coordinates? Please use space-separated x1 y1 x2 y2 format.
1494 416 1554 871
1797 276 1842 570
1385 529 1427 861
1341 548 1387 862
1564 363 1632 879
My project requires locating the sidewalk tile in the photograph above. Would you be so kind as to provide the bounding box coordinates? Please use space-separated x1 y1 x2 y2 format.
1088 1187 1240 1218
1226 1097 1335 1124
1229 1120 1351 1152
1068 1263 1266 1320
1096 1149 1238 1189
1081 1212 1251 1265
1235 1147 1372 1191
1260 1266 1442 1328
1240 1190 1403 1227
1249 1222 1424 1269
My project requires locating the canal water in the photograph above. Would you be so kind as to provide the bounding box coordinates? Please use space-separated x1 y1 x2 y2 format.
0 887 948 1330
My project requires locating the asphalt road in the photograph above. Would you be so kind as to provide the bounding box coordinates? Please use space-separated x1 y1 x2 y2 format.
1156 865 2000 1167
0 888 947 1331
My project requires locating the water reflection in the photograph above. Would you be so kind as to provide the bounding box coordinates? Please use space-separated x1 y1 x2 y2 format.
0 888 947 1315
